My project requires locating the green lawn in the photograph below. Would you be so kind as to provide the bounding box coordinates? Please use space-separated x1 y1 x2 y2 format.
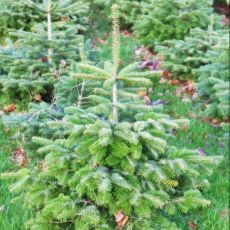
0 122 29 229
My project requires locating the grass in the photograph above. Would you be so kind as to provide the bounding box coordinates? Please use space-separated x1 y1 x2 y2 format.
0 93 29 229
0 35 229 229
0 122 29 229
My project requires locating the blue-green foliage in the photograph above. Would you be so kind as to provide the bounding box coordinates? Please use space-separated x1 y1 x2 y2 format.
134 0 214 45
197 32 229 120
0 0 88 98
155 21 225 80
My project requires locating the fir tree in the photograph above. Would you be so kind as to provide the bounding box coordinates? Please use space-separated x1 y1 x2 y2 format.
1 41 93 155
2 4 222 230
0 0 88 101
155 16 225 80
197 32 229 120
134 0 214 45
0 0 88 43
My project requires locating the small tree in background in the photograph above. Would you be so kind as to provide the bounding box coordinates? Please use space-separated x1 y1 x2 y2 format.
0 0 88 101
134 0 214 46
2 5 222 230
0 0 88 44
155 16 226 80
197 32 229 120
1 42 91 154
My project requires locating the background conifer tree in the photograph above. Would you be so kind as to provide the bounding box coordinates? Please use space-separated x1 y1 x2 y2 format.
0 0 88 102
0 0 88 43
1 42 91 154
197 32 229 120
134 0 215 45
155 16 226 80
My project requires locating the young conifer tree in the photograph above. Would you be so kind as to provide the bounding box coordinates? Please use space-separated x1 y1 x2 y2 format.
0 0 88 43
197 32 229 120
155 16 226 80
134 0 214 45
0 0 88 101
2 5 222 230
1 41 91 154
